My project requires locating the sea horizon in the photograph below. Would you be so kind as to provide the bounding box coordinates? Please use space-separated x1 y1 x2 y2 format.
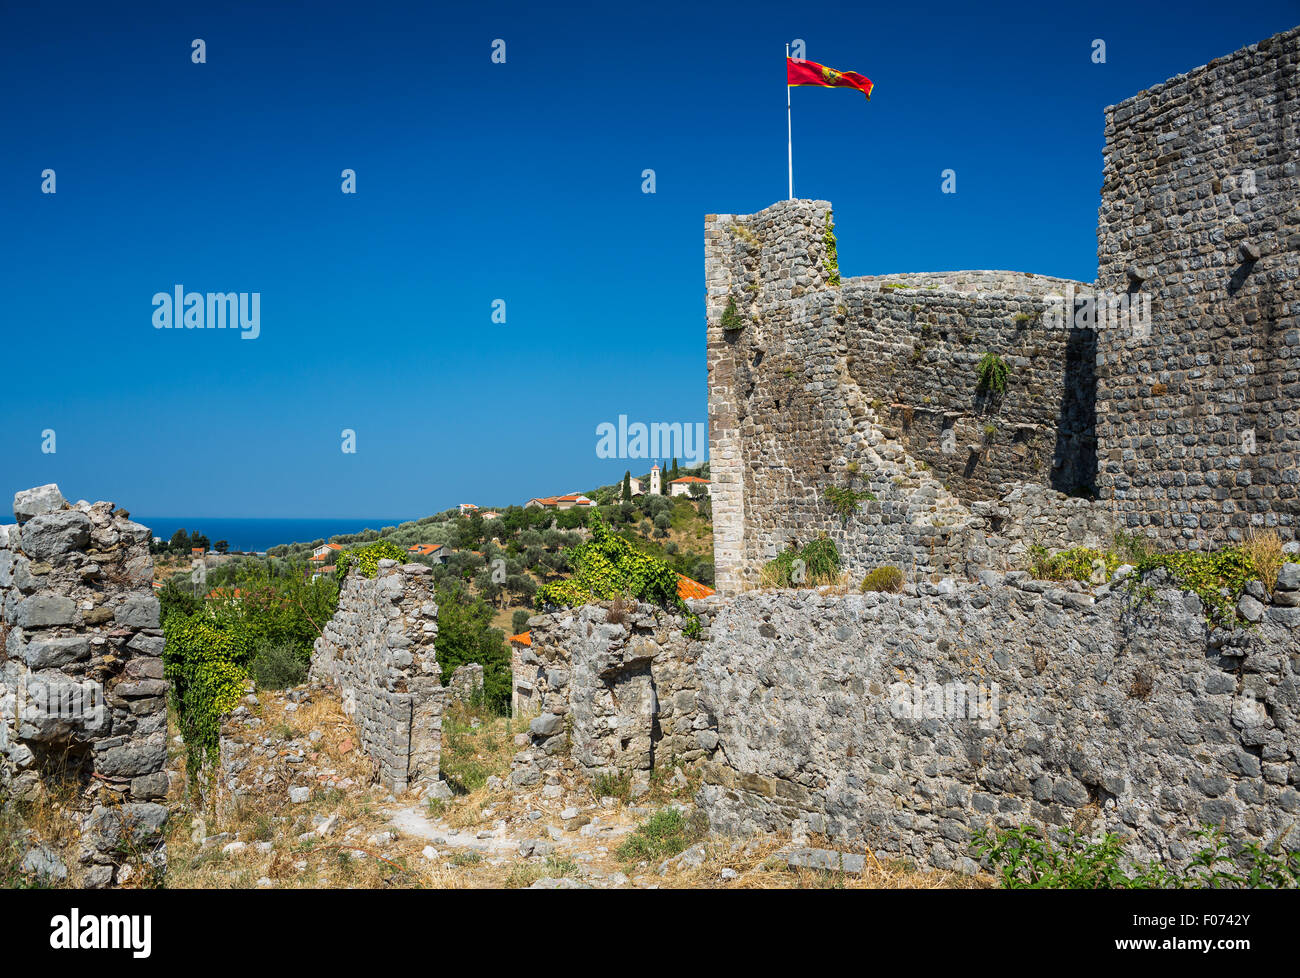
135 516 419 553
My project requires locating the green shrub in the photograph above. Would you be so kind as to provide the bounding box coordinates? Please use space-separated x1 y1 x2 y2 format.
249 639 309 690
761 535 841 588
158 577 204 620
823 485 876 523
861 565 904 593
336 541 407 579
592 770 633 802
823 213 841 286
800 535 841 583
535 512 681 612
436 580 512 715
440 710 493 794
206 563 339 655
720 296 744 332
1033 535 1277 629
1129 547 1258 628
616 808 708 864
972 824 1299 889
165 560 341 772
1112 529 1154 564
976 352 1009 396
1028 545 1119 583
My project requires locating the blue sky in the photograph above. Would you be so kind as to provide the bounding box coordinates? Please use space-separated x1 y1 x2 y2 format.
3 0 1296 519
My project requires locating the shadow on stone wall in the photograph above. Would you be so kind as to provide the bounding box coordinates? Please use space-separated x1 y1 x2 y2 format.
1052 325 1097 496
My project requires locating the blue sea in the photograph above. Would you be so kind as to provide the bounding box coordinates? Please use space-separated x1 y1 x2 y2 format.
134 517 416 553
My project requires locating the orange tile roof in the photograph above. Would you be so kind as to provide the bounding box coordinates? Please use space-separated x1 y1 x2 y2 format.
407 543 444 556
675 574 716 600
670 476 709 484
508 631 532 646
528 494 593 507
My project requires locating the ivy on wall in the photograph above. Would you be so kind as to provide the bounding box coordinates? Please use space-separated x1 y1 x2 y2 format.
536 512 679 609
163 614 255 772
535 512 701 634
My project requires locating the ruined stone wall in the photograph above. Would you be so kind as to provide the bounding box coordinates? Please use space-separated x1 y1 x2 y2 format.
510 601 718 794
707 200 1099 593
310 560 442 793
0 484 167 887
968 482 1117 572
1095 27 1300 547
511 637 542 717
693 575 1300 872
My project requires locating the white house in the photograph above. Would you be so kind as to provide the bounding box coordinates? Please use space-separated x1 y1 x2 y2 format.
669 476 711 498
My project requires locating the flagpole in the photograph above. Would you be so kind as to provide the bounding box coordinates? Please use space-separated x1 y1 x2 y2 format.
786 44 793 200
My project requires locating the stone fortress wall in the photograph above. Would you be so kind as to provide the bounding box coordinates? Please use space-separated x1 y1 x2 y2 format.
310 559 445 793
693 576 1300 871
708 26 1300 594
0 484 168 887
1095 28 1300 546
514 571 1300 872
707 202 1105 591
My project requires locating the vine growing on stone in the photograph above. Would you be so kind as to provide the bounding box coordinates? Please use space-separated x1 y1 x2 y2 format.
335 540 407 579
534 512 700 637
822 212 841 286
972 823 1299 889
163 613 256 772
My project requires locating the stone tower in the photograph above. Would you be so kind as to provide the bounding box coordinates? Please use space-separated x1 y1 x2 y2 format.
650 463 661 495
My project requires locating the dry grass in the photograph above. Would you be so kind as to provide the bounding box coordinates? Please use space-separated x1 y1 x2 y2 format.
168 690 546 890
0 774 92 888
162 686 991 890
747 576 856 596
166 689 424 889
1243 528 1284 594
653 834 991 890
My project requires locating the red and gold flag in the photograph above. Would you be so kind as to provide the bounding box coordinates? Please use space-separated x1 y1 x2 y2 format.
786 57 873 100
